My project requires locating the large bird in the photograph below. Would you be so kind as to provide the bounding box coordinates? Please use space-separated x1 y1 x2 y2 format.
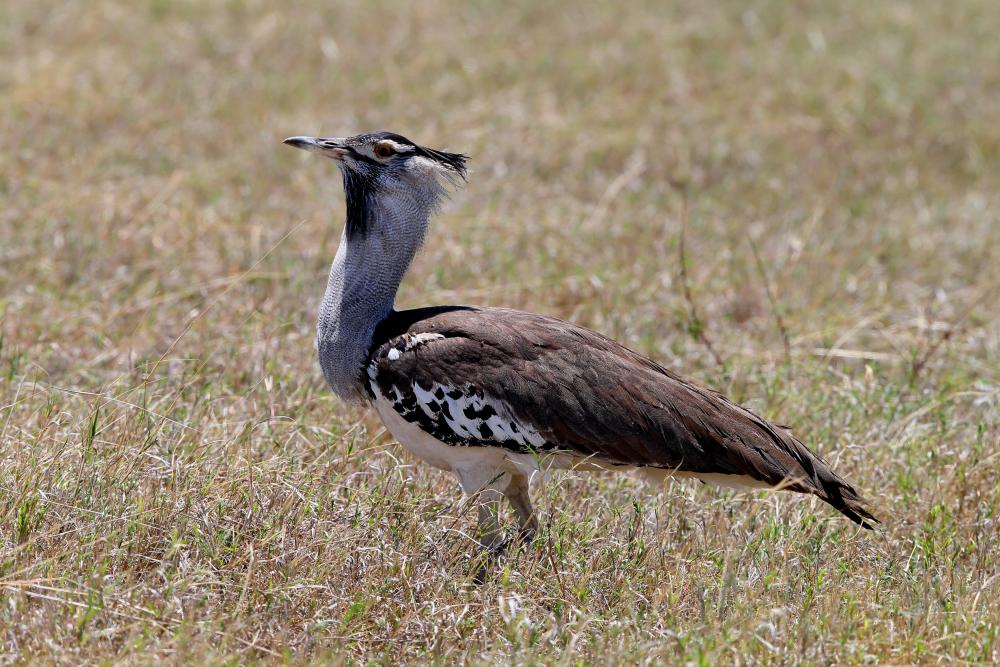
283 131 877 556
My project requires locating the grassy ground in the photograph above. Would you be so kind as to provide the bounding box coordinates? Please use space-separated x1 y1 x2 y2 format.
2 0 999 663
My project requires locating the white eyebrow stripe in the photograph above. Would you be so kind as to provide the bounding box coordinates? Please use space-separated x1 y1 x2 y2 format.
379 139 414 153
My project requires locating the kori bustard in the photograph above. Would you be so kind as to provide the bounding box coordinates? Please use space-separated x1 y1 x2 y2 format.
283 131 877 556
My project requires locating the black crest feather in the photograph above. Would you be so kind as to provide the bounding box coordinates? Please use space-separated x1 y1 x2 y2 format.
419 146 468 179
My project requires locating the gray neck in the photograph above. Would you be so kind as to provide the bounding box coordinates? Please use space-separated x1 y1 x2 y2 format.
316 183 438 401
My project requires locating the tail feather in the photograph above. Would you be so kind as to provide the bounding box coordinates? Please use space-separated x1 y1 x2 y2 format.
815 473 879 529
754 418 879 529
778 432 879 529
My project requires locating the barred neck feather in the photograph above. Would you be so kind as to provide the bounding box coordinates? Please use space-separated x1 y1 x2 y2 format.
316 174 448 400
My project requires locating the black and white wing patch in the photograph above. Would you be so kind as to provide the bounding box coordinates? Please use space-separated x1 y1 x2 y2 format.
366 332 553 454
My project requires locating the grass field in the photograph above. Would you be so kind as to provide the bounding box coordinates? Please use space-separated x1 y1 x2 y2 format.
2 0 999 663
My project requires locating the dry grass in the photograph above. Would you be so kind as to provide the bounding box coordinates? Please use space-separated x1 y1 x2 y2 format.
2 0 999 663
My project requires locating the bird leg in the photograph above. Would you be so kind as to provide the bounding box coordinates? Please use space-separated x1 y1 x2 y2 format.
474 487 505 552
471 487 506 584
459 469 537 583
504 473 538 545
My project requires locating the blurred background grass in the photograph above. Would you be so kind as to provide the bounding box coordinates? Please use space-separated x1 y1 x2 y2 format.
1 0 998 663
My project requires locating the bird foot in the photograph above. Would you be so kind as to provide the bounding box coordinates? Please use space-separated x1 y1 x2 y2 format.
471 530 538 584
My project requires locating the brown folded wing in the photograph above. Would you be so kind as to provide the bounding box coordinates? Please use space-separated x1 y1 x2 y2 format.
368 306 877 528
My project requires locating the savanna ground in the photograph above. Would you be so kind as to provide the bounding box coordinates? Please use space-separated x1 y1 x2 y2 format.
2 1 999 663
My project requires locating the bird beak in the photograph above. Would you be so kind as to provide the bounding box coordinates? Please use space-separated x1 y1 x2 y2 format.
283 136 349 161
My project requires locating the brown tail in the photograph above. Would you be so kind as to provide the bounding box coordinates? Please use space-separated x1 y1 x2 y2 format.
778 432 879 529
813 467 879 529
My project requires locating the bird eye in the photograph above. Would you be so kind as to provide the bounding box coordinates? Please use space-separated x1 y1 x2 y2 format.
373 142 395 158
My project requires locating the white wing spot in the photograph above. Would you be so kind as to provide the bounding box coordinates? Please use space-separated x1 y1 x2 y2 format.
404 333 445 351
387 348 401 361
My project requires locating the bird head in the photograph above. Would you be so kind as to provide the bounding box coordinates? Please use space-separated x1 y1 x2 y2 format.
283 131 467 193
284 131 467 240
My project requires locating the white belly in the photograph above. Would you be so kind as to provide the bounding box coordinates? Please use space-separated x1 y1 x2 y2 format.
372 397 587 493
372 397 506 473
